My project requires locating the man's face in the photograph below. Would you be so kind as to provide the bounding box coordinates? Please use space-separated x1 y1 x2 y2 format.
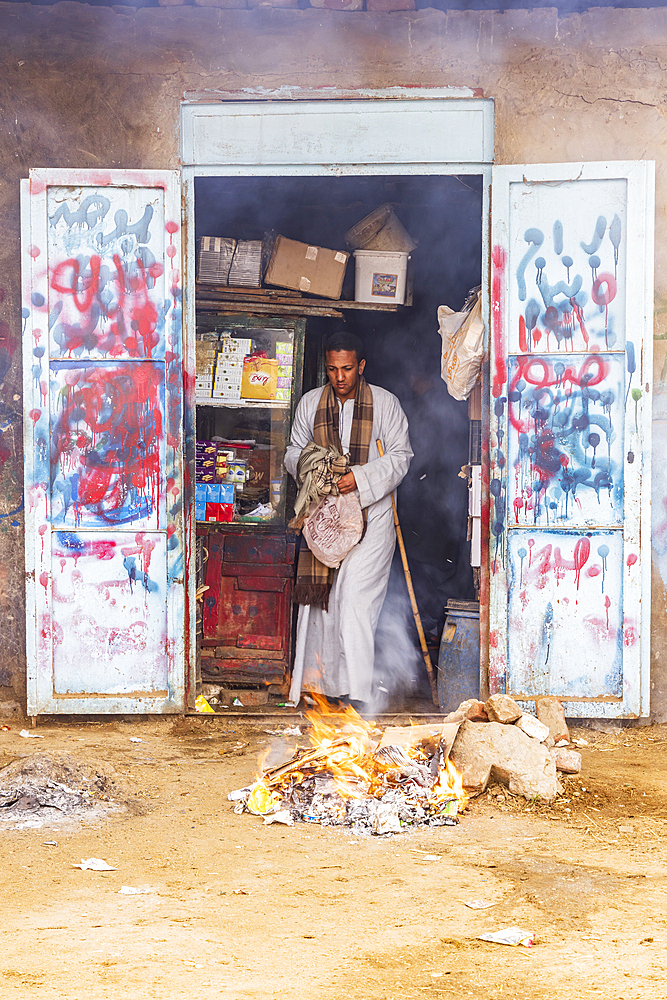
326 350 366 403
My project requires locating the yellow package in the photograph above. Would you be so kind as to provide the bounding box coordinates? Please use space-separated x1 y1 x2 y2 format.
241 357 279 400
194 694 215 714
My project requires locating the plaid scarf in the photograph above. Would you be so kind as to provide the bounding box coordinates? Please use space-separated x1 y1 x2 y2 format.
293 377 373 610
288 443 350 532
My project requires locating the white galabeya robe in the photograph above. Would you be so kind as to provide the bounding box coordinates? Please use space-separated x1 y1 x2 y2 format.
285 383 413 704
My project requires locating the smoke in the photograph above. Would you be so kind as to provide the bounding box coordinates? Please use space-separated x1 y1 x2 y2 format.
370 564 431 715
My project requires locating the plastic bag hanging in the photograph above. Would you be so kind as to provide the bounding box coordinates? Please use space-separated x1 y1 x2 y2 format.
438 289 485 401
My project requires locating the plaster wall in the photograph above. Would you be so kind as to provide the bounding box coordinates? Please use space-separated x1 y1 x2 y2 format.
1 1 667 717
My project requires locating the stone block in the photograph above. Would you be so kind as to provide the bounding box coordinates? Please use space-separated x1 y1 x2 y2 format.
450 720 558 802
366 0 415 9
536 696 570 743
457 699 489 722
484 693 522 724
515 713 550 743
309 0 363 9
202 683 223 700
550 748 582 774
158 0 189 6
222 688 269 706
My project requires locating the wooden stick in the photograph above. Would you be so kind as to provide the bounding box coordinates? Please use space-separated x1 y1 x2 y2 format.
376 439 439 706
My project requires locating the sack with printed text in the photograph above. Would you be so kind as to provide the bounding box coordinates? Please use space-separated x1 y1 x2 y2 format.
302 493 364 569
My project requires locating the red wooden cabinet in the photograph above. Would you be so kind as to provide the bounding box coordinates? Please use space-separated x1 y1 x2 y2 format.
199 528 296 691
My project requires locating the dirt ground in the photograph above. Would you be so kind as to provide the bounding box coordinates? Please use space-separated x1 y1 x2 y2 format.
0 712 666 1000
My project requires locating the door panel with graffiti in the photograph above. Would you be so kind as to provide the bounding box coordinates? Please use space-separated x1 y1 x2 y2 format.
22 169 185 714
489 162 653 718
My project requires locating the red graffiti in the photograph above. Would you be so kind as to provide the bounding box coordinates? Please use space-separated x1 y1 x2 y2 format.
50 253 161 359
121 532 159 574
508 354 609 435
491 245 507 397
626 553 638 572
521 537 593 590
573 537 590 590
591 273 616 349
624 625 637 647
51 364 164 526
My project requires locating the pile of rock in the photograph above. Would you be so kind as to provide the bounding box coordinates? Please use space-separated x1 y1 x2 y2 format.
445 694 581 804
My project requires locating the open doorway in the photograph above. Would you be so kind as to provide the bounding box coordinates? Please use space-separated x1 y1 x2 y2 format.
193 172 483 710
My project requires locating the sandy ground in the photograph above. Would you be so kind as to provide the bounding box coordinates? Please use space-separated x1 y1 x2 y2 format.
0 713 666 1000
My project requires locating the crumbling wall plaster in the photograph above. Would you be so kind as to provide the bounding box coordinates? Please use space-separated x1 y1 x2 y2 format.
1 1 667 717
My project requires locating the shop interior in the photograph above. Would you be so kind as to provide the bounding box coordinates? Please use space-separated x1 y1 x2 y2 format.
194 174 483 709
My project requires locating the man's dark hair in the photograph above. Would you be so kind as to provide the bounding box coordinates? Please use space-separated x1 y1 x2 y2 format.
324 331 366 363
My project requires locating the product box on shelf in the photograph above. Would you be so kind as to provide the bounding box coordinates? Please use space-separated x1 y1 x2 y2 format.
241 356 280 400
265 236 349 300
206 502 233 523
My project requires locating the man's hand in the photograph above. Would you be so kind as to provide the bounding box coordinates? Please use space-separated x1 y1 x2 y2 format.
337 471 357 495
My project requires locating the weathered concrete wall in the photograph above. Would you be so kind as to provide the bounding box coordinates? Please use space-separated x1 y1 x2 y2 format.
2 1 667 717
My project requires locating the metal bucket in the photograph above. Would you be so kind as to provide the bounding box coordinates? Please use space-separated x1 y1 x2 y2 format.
437 599 480 713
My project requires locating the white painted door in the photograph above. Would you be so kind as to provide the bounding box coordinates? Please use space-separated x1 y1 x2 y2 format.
22 169 186 714
489 161 653 718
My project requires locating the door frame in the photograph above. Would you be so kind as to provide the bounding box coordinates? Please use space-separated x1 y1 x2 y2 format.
180 91 495 704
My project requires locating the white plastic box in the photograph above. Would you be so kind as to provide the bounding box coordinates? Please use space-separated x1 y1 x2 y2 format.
353 250 410 305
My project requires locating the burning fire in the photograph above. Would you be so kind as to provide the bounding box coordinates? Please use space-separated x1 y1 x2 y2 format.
231 698 469 835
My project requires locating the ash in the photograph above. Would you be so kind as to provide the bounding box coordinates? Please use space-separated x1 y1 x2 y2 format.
0 754 129 830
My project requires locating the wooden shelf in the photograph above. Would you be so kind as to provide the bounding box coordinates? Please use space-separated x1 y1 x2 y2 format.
195 396 290 409
196 281 407 318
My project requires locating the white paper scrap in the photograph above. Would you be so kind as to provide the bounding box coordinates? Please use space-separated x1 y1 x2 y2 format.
118 886 153 895
19 729 44 738
72 858 117 871
263 810 294 827
478 927 534 947
463 899 497 910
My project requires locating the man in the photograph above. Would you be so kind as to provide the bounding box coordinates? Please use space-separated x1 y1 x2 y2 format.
285 331 413 710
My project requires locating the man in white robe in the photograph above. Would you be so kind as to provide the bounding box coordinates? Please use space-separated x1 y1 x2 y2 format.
285 332 413 708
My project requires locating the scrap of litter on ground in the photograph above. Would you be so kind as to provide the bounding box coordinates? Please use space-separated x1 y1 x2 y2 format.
228 693 583 836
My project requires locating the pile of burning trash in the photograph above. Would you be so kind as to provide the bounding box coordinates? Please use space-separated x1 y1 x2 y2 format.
229 701 468 836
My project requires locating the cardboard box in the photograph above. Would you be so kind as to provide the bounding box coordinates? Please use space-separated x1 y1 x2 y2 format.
266 235 349 300
195 502 206 522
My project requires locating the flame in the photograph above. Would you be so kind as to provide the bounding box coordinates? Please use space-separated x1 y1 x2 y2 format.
250 695 469 823
431 756 470 811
